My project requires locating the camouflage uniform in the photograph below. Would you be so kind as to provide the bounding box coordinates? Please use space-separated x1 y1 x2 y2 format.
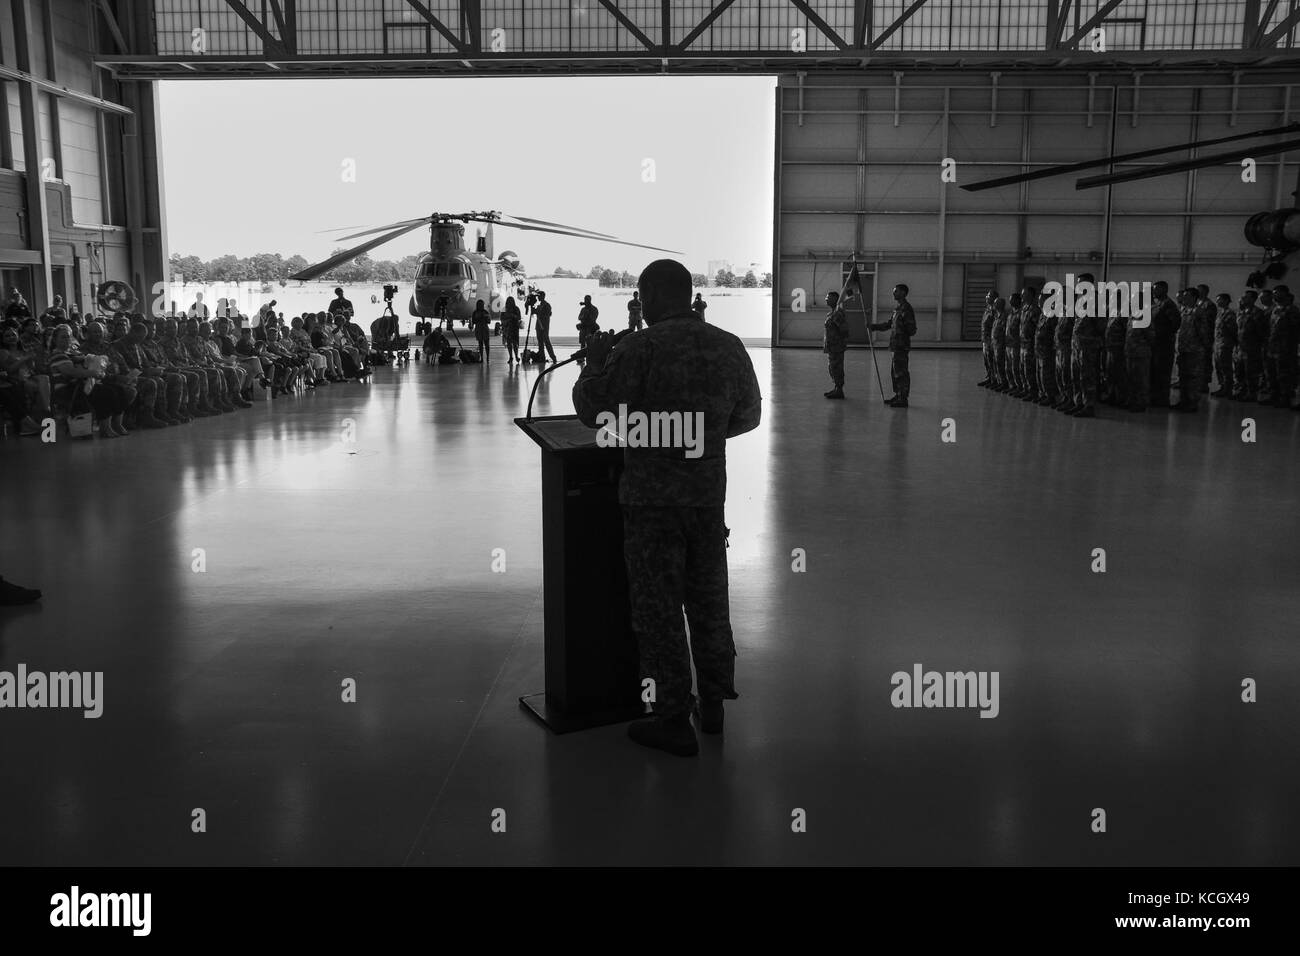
1212 306 1237 397
1102 314 1127 405
1070 310 1105 412
1233 305 1265 400
1054 313 1075 405
1019 302 1040 398
1174 303 1206 410
823 302 848 390
1262 302 1300 406
990 306 1008 389
1194 297 1217 393
979 303 997 384
142 335 195 416
870 298 917 401
162 334 220 409
572 310 762 719
1149 298 1181 407
185 335 241 400
111 336 170 422
1004 305 1022 391
1124 312 1154 410
1034 307 1058 402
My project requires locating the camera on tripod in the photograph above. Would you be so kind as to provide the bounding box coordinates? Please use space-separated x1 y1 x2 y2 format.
382 283 398 304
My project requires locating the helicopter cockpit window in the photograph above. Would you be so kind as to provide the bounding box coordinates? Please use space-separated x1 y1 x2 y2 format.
417 261 470 279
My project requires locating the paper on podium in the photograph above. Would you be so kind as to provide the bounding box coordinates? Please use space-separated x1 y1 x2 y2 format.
515 415 606 452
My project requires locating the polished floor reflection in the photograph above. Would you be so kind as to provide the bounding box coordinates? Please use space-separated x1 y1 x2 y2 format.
1 349 1297 866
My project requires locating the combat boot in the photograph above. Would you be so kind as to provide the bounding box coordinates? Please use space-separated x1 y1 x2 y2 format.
695 699 724 735
976 378 990 387
825 387 844 400
628 714 698 757
137 409 167 429
1072 406 1096 418
888 397 909 408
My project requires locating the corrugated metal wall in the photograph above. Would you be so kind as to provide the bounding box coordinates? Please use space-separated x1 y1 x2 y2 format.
774 70 1300 346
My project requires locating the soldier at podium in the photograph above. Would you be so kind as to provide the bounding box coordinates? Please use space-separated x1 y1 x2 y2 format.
573 259 762 757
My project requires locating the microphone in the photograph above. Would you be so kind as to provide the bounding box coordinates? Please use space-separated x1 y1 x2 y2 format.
525 327 636 420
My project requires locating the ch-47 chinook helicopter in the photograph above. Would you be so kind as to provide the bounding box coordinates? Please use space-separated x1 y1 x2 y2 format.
289 210 680 325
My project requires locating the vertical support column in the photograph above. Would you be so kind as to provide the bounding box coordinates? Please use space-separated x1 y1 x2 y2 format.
1102 85 1118 282
125 0 168 307
41 0 62 181
1243 0 1262 49
10 0 51 312
120 85 149 298
855 86 866 255
771 82 784 346
1016 88 1032 292
936 86 949 343
1180 86 1202 292
0 33 12 169
1275 85 1292 210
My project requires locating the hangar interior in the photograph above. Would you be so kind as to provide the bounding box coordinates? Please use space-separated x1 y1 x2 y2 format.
775 70 1300 345
1 1 1298 868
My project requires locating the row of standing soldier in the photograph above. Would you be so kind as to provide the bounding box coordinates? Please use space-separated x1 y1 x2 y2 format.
978 278 1300 415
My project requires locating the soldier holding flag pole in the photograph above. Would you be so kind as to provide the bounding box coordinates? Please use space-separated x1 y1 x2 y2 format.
824 263 888 402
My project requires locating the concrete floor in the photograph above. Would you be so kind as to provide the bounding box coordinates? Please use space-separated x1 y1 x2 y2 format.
1 348 1297 866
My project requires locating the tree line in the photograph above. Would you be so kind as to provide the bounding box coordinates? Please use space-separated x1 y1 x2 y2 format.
170 252 774 289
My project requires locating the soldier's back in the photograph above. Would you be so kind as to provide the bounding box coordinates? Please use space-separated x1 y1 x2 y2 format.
614 314 759 507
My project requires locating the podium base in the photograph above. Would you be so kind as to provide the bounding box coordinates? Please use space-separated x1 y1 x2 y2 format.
519 693 647 735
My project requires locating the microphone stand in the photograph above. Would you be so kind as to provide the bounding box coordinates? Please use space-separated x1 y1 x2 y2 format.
524 327 634 420
525 354 580 420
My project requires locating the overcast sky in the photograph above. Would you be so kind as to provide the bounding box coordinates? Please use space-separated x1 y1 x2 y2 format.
158 76 775 277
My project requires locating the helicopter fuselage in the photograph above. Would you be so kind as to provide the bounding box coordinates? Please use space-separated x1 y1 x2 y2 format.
407 222 526 322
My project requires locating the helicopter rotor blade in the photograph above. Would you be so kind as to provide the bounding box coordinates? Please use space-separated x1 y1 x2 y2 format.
961 121 1300 192
498 213 619 240
289 221 429 281
461 210 624 242
332 217 432 242
1076 137 1300 190
492 219 682 255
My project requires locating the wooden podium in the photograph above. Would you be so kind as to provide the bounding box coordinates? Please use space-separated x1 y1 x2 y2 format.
514 415 644 733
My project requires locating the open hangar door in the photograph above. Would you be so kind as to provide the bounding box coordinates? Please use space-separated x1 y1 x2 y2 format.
772 69 1300 347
